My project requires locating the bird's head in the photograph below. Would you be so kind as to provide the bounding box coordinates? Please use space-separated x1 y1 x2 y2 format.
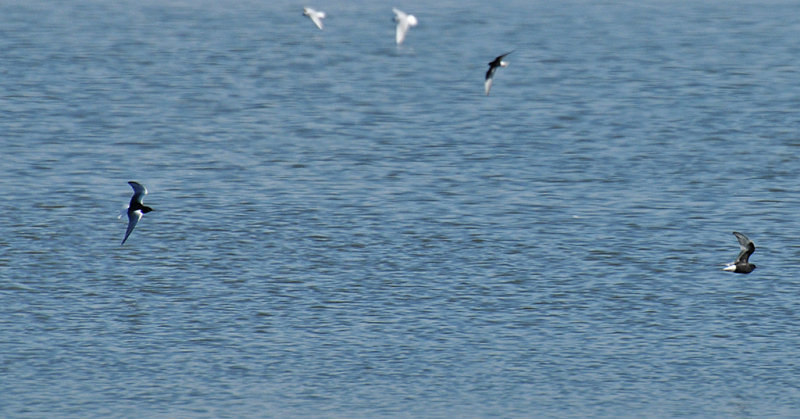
141 206 154 214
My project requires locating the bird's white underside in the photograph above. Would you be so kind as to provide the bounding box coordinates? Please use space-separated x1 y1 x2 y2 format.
393 8 417 45
304 7 325 30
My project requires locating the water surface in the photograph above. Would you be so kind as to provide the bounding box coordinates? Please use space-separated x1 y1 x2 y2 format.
2 0 800 417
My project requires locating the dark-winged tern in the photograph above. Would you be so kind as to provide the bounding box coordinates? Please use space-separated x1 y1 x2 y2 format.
723 231 756 274
485 51 513 95
121 181 154 245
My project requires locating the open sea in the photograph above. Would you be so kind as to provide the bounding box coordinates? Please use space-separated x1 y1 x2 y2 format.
2 0 800 417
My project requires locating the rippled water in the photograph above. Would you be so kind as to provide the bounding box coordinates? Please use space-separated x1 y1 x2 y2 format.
2 0 800 417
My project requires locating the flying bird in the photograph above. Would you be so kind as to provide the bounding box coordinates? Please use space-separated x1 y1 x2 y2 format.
392 8 418 45
303 7 326 30
723 231 756 274
485 51 513 95
121 181 154 245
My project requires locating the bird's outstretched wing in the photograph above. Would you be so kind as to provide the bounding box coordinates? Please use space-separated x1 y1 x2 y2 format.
732 231 755 263
128 181 148 206
122 210 142 245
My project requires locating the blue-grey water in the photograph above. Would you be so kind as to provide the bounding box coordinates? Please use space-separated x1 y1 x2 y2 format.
2 0 800 417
